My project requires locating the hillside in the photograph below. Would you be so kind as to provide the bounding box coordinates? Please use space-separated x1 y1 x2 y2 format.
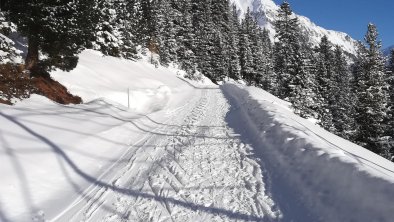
1 50 394 221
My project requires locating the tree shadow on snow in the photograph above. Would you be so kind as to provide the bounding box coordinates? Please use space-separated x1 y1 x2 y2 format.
0 107 272 222
220 85 321 222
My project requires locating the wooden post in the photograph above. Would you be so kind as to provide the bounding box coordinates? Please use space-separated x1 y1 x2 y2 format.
127 88 130 109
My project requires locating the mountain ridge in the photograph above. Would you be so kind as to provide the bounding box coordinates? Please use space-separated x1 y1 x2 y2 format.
231 0 358 54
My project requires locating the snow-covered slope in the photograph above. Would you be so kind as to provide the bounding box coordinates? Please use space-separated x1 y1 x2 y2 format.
231 0 358 54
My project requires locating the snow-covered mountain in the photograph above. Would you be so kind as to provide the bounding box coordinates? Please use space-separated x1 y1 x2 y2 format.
231 0 358 54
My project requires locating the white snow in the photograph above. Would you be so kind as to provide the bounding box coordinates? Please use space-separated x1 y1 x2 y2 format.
1 50 394 221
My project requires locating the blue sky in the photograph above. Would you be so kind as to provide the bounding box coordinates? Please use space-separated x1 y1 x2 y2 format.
272 0 394 48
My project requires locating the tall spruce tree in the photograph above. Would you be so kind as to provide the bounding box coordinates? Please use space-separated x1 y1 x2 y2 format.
4 0 96 72
332 45 355 139
260 28 276 92
384 49 394 159
273 1 301 99
0 12 17 63
315 36 335 130
176 0 198 78
274 1 313 117
354 24 388 154
92 0 123 57
240 8 257 85
227 4 241 80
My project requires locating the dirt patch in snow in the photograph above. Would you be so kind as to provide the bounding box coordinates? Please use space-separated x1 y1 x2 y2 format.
0 63 82 105
32 74 82 105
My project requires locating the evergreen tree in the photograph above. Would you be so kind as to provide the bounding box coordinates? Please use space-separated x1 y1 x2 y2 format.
354 24 388 154
117 0 139 59
240 8 257 85
227 4 241 80
133 0 154 47
92 0 123 57
260 28 276 92
384 49 394 160
315 36 335 130
177 0 198 78
193 0 216 81
0 12 17 63
152 0 178 66
274 2 313 117
4 0 96 72
239 23 255 84
273 1 301 99
388 49 394 74
332 45 356 139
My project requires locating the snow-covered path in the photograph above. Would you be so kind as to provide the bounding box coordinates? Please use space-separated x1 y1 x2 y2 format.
52 88 280 222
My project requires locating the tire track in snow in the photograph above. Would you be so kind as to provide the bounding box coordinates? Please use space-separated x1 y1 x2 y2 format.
55 89 281 222
102 89 280 222
51 91 202 222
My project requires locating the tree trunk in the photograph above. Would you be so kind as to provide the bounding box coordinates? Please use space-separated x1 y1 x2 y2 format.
25 36 39 71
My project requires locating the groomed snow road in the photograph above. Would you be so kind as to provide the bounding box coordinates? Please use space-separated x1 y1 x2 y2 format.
52 87 282 222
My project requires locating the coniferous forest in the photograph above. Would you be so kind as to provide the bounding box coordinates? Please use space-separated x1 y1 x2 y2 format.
1 0 394 161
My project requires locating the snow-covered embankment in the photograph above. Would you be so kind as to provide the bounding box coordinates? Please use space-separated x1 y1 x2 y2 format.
222 83 394 222
0 50 212 221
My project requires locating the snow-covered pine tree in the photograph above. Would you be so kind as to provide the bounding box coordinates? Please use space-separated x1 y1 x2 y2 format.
0 12 18 63
388 49 394 74
154 0 181 66
274 1 313 117
176 0 198 78
273 1 301 99
116 0 139 59
211 30 228 81
240 8 257 85
4 0 96 72
383 48 394 160
354 24 388 154
133 0 154 48
208 0 232 82
239 10 255 85
227 4 241 81
332 45 356 139
260 28 276 92
250 25 265 86
315 36 335 131
192 0 216 81
91 0 123 57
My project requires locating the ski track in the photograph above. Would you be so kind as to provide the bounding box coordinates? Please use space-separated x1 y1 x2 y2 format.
53 89 280 222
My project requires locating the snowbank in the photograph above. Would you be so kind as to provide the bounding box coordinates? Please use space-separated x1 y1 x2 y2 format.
222 83 394 222
51 50 212 113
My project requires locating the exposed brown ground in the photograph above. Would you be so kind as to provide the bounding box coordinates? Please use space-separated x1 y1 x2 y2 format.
0 63 82 105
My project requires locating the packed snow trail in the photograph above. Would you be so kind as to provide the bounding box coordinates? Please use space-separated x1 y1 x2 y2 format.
52 88 280 222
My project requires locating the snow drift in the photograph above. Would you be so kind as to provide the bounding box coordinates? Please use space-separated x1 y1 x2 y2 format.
222 83 394 221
